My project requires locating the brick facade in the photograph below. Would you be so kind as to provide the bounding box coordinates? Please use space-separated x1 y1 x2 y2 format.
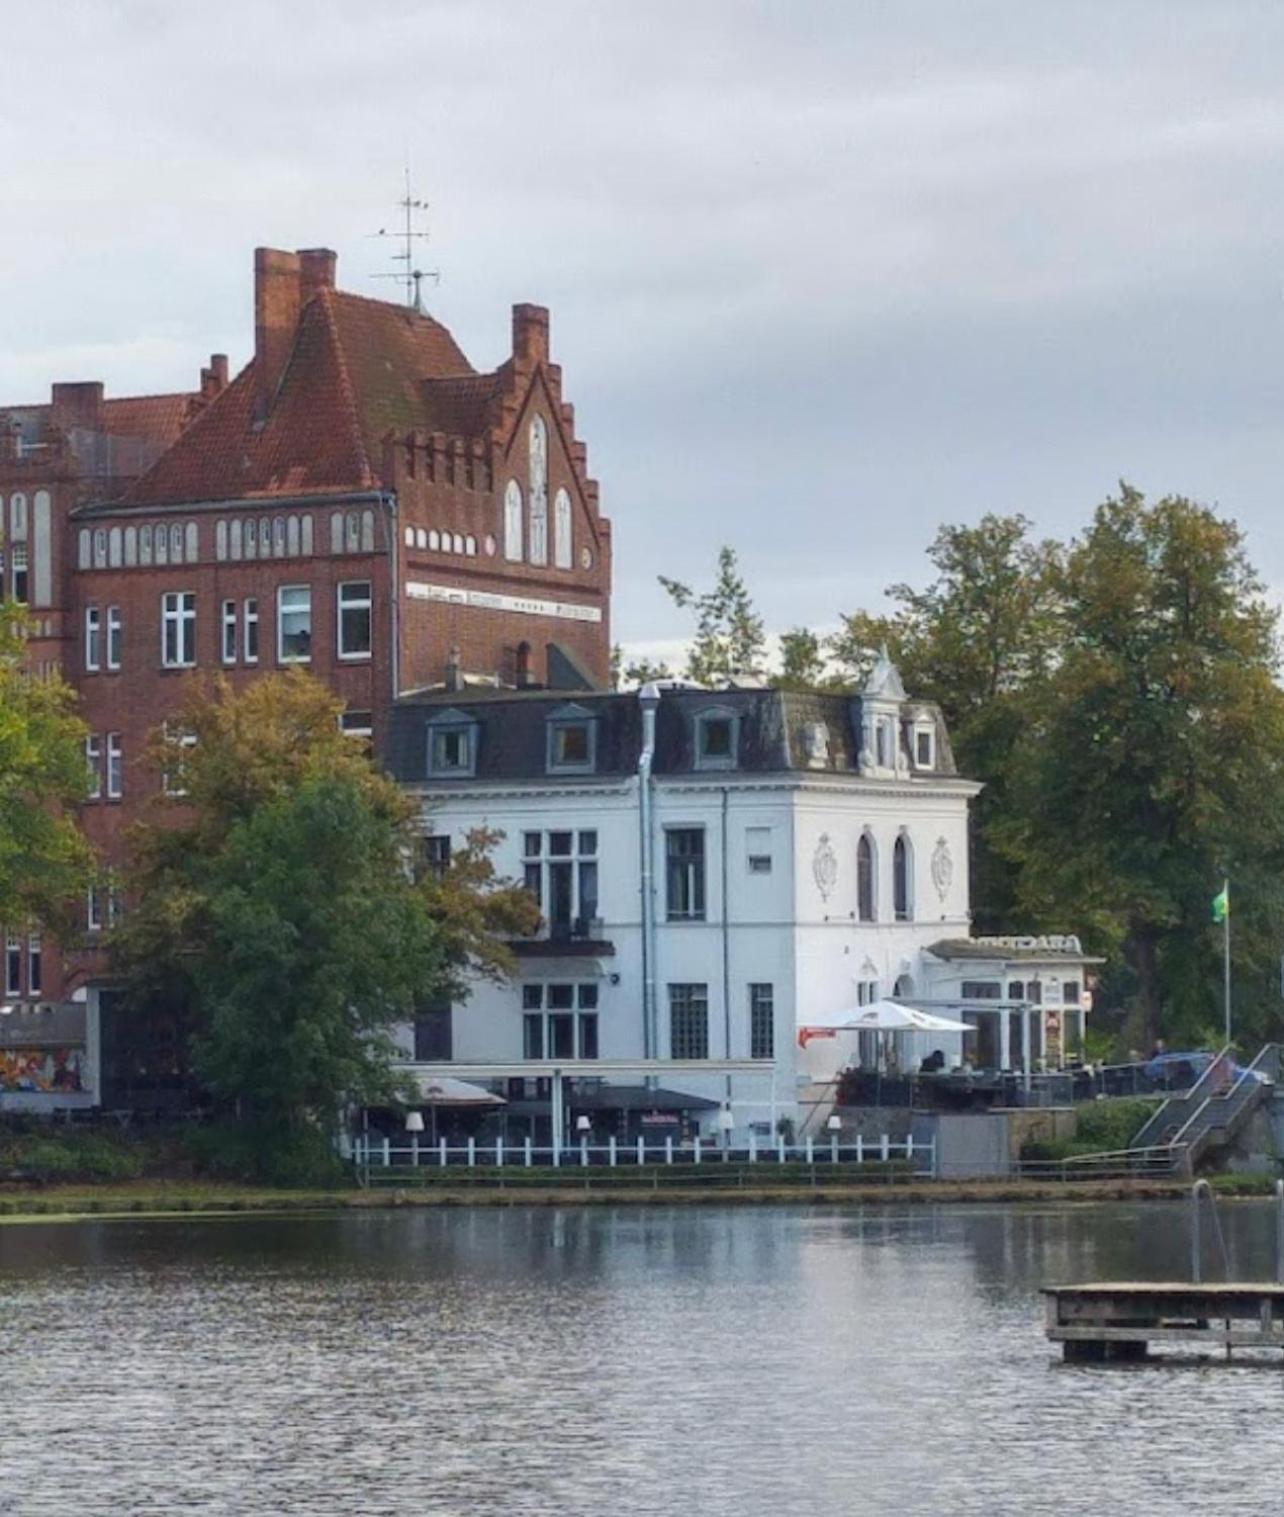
0 246 612 1060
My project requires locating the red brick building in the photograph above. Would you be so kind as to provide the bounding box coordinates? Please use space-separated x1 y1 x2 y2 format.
0 246 612 1106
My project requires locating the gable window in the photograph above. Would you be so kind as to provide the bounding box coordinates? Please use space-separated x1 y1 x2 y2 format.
84 607 101 672
277 585 312 663
695 709 738 771
523 830 598 936
554 487 572 569
893 833 912 921
161 592 196 668
221 600 237 664
522 982 599 1060
106 607 122 670
750 983 774 1059
426 711 478 778
546 706 596 774
857 832 876 922
243 598 259 663
337 581 372 659
746 826 773 875
503 480 523 562
915 726 935 768
666 828 706 921
669 983 709 1059
528 416 548 566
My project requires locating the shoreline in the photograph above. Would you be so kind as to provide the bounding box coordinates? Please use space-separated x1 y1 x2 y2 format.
0 1175 1223 1223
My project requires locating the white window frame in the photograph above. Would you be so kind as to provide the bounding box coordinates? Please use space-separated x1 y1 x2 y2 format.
161 591 196 669
85 736 102 800
277 585 312 664
106 606 122 670
26 933 41 996
337 580 372 661
221 600 238 665
84 606 101 672
243 598 259 664
106 733 123 800
87 884 103 934
4 932 20 997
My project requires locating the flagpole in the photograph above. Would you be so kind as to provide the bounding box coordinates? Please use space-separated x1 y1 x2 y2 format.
1223 875 1232 1048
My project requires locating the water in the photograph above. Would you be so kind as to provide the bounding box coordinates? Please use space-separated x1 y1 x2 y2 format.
3 1202 1284 1516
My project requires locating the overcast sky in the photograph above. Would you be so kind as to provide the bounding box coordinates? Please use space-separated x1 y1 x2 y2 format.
4 1 1284 660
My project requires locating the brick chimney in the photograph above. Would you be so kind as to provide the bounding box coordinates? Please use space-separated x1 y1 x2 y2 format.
50 381 104 433
299 248 337 305
512 304 549 367
200 353 230 402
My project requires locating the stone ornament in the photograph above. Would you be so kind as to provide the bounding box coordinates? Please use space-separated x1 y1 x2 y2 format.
931 836 953 900
813 833 838 900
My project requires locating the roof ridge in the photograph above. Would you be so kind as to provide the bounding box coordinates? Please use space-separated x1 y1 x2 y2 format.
316 288 375 487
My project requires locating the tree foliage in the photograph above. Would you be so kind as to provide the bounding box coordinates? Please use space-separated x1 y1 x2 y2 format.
0 598 93 933
659 547 766 684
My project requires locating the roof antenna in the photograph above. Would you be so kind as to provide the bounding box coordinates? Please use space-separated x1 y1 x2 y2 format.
369 165 441 313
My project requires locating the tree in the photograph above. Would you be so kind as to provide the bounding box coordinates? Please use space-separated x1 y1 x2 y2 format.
776 628 832 691
113 671 537 1129
659 547 766 684
0 597 93 933
997 488 1284 1047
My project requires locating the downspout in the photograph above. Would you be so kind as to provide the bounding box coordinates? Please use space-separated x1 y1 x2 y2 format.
381 492 401 704
722 785 732 1112
637 683 661 1061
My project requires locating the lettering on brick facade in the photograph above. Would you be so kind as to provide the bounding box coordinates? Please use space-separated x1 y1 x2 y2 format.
404 581 602 624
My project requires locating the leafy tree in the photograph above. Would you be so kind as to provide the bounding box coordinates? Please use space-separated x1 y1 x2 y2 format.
659 546 766 685
0 597 93 933
617 656 675 689
776 628 832 691
996 488 1284 1048
113 672 536 1129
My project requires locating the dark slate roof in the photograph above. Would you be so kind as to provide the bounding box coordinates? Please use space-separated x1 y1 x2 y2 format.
386 685 962 786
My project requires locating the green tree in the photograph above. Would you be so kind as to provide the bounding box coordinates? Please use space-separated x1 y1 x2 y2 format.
0 597 92 933
997 488 1284 1047
776 628 832 691
113 672 536 1130
659 546 766 685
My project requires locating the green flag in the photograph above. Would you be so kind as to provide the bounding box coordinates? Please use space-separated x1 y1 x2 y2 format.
1212 884 1229 923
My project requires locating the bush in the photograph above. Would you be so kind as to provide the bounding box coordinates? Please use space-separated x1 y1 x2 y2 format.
182 1122 347 1188
0 1128 147 1183
1073 1097 1159 1151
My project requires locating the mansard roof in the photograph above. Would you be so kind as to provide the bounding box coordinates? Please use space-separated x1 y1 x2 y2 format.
387 685 965 786
123 289 476 506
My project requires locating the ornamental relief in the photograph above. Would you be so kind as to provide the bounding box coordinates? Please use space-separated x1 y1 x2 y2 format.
812 833 838 900
931 836 953 901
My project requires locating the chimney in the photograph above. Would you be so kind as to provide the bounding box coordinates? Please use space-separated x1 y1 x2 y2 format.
253 248 303 421
50 381 104 433
512 304 549 367
200 353 230 402
444 645 463 692
299 247 337 305
515 640 535 689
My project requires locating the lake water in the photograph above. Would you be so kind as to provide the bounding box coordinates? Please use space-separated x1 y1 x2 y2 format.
3 1201 1284 1515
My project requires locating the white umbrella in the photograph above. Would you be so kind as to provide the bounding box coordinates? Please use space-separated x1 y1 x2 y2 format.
803 999 974 1035
408 1074 507 1107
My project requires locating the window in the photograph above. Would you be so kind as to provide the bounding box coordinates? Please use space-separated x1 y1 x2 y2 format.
554 487 572 569
528 416 548 565
427 713 478 777
750 983 774 1059
108 880 124 928
669 984 709 1059
11 544 27 603
93 529 108 568
277 586 312 662
418 835 451 879
893 833 912 921
695 710 737 770
523 831 598 936
340 710 373 742
4 933 19 997
87 884 103 934
139 525 153 565
9 494 27 540
915 726 934 767
85 736 102 800
161 592 196 668
961 981 1002 1000
1007 981 1026 1002
84 607 101 672
666 829 706 920
857 832 876 922
243 598 259 663
221 600 237 664
106 734 123 800
27 934 41 996
522 982 599 1060
503 479 523 562
546 706 596 774
414 1003 453 1061
855 978 880 1006
1064 980 1081 1005
746 826 772 875
106 607 122 670
337 581 372 659
169 524 183 563
161 726 197 797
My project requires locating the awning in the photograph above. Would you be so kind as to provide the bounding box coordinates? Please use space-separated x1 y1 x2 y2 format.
566 1085 721 1113
407 1074 506 1107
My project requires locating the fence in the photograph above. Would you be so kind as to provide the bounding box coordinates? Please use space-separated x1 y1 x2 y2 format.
350 1131 936 1187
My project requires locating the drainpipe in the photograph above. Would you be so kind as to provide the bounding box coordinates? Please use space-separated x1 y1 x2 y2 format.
380 492 401 704
637 683 661 1061
722 785 732 1113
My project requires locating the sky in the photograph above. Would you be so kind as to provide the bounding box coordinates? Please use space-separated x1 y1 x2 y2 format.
4 0 1284 664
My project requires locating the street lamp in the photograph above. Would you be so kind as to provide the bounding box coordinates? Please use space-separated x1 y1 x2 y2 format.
575 1115 592 1135
826 1115 842 1133
404 1110 425 1133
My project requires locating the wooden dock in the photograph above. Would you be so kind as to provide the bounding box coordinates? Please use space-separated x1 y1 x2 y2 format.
1044 1283 1284 1361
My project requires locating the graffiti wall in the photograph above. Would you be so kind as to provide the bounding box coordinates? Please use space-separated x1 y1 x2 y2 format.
0 1048 85 1093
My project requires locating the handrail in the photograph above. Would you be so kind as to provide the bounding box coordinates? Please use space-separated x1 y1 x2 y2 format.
1132 1043 1235 1149
1169 1043 1277 1163
1191 1178 1230 1283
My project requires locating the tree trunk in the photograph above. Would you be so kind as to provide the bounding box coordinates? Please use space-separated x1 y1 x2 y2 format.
1127 922 1162 1051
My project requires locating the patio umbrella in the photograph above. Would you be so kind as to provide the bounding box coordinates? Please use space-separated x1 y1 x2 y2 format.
797 999 974 1048
408 1075 507 1106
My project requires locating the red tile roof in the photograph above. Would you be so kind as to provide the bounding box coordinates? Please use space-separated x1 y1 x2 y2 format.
125 289 479 507
99 393 192 450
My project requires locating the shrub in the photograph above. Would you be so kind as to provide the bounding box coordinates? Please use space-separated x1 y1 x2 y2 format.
1073 1097 1159 1151
182 1122 347 1188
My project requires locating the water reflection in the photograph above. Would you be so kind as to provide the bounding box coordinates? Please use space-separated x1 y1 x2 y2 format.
2 1202 1283 1516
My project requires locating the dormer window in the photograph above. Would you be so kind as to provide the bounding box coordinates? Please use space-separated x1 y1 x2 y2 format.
546 705 597 775
426 710 478 778
915 725 934 768
695 708 738 771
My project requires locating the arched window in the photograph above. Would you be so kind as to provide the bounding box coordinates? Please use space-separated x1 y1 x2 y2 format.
330 511 344 555
428 529 440 551
245 519 258 559
139 526 153 565
108 527 122 567
185 521 199 562
504 479 523 562
230 519 243 559
78 529 91 570
360 510 375 552
528 416 548 565
300 515 314 556
893 833 912 922
452 533 464 555
215 521 228 561
857 833 876 922
124 526 137 566
273 517 286 557
258 518 271 557
287 515 300 556
404 526 414 548
554 487 572 569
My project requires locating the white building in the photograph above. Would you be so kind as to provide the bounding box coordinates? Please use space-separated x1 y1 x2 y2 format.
388 655 1098 1141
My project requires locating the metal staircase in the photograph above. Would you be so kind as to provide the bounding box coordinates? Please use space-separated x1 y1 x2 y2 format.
1131 1043 1279 1172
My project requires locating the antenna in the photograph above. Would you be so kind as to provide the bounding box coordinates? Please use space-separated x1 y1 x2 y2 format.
369 166 441 313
